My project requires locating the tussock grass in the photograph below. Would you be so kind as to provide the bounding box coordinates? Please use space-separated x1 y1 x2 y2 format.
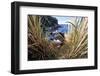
65 17 88 58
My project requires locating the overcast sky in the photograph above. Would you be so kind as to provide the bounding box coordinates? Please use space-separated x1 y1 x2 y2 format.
52 16 69 24
52 16 83 24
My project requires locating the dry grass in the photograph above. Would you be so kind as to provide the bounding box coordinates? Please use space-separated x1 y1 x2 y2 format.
28 15 58 60
64 17 88 58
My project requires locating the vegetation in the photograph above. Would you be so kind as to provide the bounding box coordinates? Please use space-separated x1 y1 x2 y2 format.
28 15 88 60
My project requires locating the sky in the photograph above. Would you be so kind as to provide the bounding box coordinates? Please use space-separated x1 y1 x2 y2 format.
52 16 83 24
52 16 69 24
